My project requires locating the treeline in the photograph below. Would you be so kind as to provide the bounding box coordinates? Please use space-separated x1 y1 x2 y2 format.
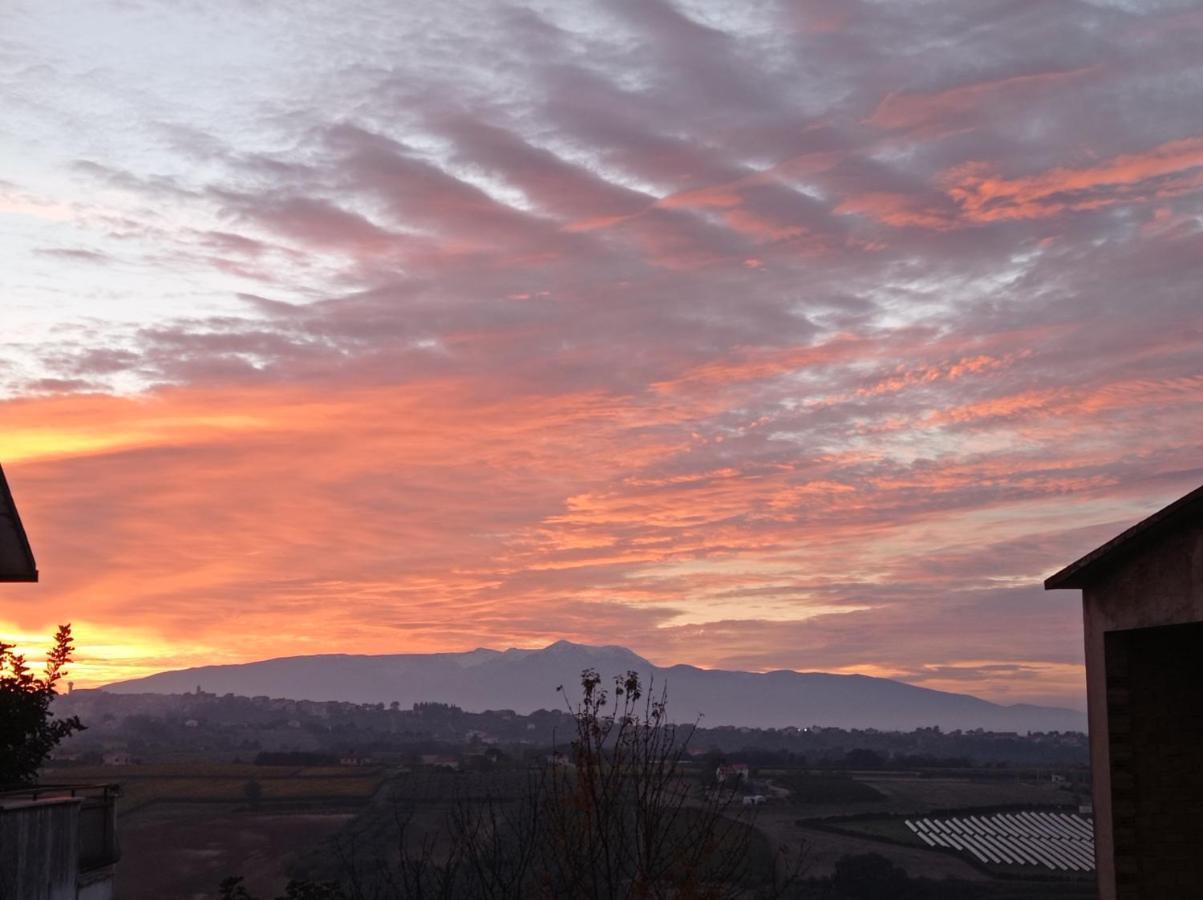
50 688 1088 768
692 725 1087 768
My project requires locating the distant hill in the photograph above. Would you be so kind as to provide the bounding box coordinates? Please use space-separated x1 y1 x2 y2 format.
103 640 1086 732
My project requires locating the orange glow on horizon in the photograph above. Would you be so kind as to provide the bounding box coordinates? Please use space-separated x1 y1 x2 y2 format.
4 357 1190 707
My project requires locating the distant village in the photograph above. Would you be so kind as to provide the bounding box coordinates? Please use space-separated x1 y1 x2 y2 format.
50 686 1090 773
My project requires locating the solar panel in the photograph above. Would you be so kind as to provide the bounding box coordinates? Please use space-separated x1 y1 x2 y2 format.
908 811 1095 873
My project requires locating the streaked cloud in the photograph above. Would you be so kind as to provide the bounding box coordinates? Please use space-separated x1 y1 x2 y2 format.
2 0 1201 708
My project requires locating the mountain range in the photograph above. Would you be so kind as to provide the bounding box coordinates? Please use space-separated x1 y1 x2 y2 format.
103 640 1086 732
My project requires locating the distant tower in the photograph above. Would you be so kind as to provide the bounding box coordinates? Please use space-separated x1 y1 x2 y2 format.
196 684 202 695
68 681 74 694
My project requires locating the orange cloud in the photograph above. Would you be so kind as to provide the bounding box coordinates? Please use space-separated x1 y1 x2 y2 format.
3 323 1199 706
943 137 1203 222
651 336 870 394
869 67 1099 135
834 192 954 229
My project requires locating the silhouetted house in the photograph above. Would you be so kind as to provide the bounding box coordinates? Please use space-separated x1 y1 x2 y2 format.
1 464 120 899
0 464 37 583
1046 484 1203 900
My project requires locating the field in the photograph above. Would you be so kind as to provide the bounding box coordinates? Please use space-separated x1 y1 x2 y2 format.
764 769 1073 820
765 770 887 804
61 763 1093 898
64 763 386 814
763 808 989 882
62 764 388 900
905 812 1094 874
290 769 794 893
858 774 1072 813
747 770 1094 894
118 805 355 899
377 768 533 802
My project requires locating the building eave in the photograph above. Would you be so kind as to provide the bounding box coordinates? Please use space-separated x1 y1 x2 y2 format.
1044 483 1203 591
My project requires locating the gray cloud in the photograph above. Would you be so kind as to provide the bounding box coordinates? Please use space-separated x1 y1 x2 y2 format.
5 0 1202 704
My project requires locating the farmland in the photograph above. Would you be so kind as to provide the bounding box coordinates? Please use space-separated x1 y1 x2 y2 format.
748 769 1096 897
65 763 386 815
40 759 1101 899
286 767 797 896
767 770 887 804
60 764 387 900
302 765 1095 896
906 812 1094 873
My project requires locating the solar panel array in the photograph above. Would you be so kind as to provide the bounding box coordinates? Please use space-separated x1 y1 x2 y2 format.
905 811 1094 872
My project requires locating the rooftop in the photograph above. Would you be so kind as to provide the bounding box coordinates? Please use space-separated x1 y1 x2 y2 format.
1045 483 1203 590
0 464 37 582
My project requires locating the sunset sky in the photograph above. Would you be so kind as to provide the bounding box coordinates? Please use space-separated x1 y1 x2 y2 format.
3 0 1202 709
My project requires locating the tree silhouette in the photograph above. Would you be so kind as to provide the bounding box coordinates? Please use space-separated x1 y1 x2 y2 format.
0 624 85 784
243 777 264 807
225 670 806 898
337 669 805 898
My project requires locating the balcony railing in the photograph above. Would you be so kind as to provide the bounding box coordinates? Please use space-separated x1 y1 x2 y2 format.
0 783 121 871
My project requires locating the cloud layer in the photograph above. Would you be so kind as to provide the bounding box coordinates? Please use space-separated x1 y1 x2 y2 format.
2 0 1202 708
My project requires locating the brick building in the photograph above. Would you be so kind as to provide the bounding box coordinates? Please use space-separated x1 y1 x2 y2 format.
1046 484 1203 900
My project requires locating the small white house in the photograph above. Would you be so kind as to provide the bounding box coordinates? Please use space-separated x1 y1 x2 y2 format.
716 762 749 783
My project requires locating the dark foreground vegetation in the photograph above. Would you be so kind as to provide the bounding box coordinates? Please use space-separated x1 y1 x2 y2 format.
1 624 83 783
221 669 806 899
193 672 1091 900
222 852 1095 900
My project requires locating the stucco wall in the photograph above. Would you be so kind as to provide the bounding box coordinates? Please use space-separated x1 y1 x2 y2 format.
0 798 81 900
1080 522 1203 900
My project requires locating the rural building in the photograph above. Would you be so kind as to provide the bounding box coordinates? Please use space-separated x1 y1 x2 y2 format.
715 762 749 784
420 754 460 770
1 464 120 899
1046 484 1203 900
